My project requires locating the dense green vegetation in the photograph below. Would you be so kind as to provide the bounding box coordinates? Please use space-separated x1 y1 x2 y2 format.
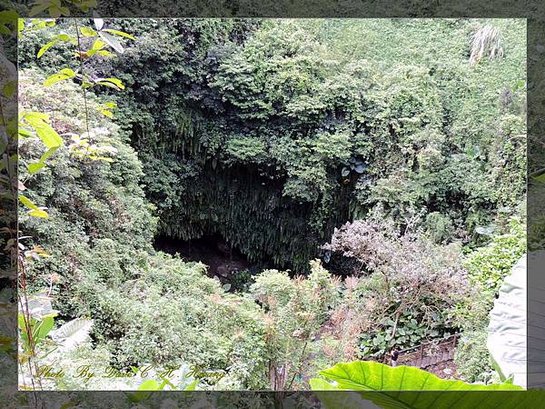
17 17 526 392
20 18 526 271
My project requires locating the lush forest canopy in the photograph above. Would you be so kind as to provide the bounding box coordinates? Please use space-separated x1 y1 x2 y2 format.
17 17 526 392
20 18 526 270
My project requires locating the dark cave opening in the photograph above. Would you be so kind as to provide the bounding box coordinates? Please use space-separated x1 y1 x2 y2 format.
153 232 361 285
153 233 274 283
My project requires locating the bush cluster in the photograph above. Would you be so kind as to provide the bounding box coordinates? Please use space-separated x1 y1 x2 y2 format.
324 218 470 357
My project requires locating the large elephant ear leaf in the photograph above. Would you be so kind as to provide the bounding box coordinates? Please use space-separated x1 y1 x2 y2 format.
310 378 380 409
487 255 527 387
310 361 525 409
527 251 545 388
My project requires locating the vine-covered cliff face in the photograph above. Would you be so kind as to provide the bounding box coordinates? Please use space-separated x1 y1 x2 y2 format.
71 18 525 272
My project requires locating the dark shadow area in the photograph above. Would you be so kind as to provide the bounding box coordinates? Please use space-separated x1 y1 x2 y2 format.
154 233 275 291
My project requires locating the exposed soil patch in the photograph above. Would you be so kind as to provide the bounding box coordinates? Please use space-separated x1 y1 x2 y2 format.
389 334 459 379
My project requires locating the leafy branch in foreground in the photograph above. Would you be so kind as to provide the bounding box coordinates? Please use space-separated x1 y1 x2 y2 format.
16 12 135 391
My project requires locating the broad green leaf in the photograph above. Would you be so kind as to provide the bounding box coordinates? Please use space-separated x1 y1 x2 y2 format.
43 68 76 86
18 313 28 332
102 28 135 40
19 195 39 210
27 146 59 174
37 39 58 58
91 38 106 51
103 78 124 89
39 146 59 162
23 112 49 121
95 77 125 90
28 208 49 218
137 379 161 391
23 114 63 148
98 31 124 53
309 378 337 390
311 361 523 409
28 162 45 174
97 50 113 57
34 315 55 342
19 127 34 138
37 33 75 58
98 101 117 118
80 26 97 37
35 123 63 148
56 33 76 44
96 82 121 90
317 361 522 390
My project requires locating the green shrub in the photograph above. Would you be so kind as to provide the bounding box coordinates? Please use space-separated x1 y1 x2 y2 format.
464 217 525 295
76 253 269 389
424 212 455 243
454 329 499 384
324 218 470 358
453 218 525 383
249 260 341 389
19 68 157 318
